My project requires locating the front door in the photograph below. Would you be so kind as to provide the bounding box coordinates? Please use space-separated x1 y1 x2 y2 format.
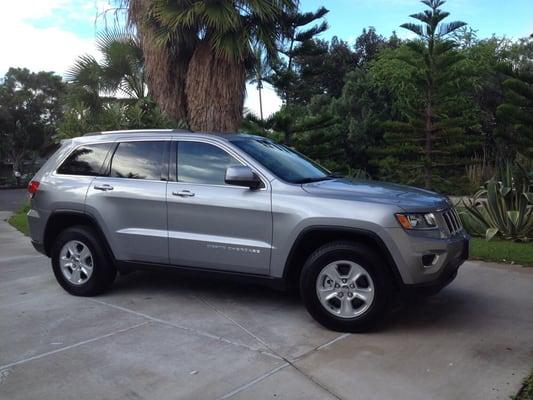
167 140 272 275
85 140 169 264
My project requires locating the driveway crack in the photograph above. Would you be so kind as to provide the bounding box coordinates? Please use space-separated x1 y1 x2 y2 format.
0 321 149 370
89 298 280 359
194 294 345 400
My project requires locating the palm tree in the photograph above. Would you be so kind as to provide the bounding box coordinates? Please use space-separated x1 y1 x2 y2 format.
247 44 272 121
68 29 146 112
61 30 176 138
128 0 296 132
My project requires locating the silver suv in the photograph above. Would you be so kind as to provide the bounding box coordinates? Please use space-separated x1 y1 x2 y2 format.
27 129 469 332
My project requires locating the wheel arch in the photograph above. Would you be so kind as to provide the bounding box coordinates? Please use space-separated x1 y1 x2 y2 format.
282 226 402 289
43 210 115 260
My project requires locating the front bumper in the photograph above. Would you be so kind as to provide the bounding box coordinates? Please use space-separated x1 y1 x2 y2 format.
384 226 470 287
401 247 467 295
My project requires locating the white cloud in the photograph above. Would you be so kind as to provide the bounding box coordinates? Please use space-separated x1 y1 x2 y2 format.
2 0 68 20
0 24 97 76
0 0 97 76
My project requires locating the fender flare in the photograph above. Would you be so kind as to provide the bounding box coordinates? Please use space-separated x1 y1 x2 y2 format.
43 210 116 260
282 225 403 286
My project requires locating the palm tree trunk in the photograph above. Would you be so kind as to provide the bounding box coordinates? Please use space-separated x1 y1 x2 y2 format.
129 0 190 121
142 34 190 122
186 42 245 132
258 85 264 121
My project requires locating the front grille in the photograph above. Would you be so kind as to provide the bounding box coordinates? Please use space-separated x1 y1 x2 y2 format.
442 208 462 235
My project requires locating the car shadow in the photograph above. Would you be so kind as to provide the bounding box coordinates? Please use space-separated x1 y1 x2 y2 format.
110 269 479 333
382 287 476 332
112 268 302 304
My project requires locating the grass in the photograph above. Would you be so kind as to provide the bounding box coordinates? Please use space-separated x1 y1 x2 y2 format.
514 371 533 400
470 237 533 267
8 203 30 236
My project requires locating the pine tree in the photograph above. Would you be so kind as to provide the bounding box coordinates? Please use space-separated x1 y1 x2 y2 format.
497 65 533 158
378 0 467 189
270 7 329 105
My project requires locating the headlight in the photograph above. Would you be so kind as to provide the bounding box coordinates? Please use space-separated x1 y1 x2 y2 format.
395 212 437 230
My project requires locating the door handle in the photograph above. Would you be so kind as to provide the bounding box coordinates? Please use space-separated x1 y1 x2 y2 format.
172 190 195 197
94 184 114 191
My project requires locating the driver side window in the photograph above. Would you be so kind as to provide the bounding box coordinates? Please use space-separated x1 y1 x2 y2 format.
177 141 241 185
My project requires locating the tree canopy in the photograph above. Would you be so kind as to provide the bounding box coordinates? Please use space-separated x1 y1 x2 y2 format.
1 0 532 193
0 68 65 172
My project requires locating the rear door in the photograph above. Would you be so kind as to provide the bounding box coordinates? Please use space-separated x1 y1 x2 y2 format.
85 139 170 264
167 139 272 275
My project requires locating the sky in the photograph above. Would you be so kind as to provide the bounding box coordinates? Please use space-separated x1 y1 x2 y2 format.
1 0 531 117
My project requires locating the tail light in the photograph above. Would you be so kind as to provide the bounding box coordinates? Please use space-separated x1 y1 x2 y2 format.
27 180 40 198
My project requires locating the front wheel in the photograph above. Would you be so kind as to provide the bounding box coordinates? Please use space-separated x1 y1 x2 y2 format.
300 241 392 332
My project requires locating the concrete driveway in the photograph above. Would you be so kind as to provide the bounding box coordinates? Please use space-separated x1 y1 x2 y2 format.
0 213 532 400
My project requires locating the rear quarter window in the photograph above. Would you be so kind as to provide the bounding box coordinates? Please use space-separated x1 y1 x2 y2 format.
56 143 113 176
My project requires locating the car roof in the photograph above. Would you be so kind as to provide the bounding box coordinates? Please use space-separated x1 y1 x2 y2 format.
74 129 265 144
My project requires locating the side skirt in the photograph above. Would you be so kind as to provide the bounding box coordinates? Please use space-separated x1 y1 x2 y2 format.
115 260 287 291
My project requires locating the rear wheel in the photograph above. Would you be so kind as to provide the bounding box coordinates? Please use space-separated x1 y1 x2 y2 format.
51 226 116 296
300 241 392 332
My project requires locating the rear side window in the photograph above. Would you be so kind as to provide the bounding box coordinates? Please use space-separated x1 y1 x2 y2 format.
57 143 112 176
110 141 166 180
177 141 241 185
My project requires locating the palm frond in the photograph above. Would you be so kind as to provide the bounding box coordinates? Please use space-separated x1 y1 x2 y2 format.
66 55 103 89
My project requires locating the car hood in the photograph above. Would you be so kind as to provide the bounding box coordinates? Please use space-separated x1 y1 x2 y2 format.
301 178 450 210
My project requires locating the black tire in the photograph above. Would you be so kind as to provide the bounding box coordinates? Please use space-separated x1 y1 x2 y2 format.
300 241 392 332
51 225 116 296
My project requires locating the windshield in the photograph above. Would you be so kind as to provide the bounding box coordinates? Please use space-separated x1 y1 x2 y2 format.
232 138 331 184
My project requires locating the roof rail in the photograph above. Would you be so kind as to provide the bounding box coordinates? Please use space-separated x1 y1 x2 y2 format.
83 128 191 136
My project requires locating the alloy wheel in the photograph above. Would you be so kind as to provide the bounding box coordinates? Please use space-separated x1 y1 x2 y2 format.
315 260 375 318
59 240 94 285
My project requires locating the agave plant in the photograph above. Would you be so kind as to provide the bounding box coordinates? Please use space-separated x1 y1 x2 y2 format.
460 162 533 241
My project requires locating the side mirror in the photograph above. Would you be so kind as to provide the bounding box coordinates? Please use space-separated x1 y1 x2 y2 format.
225 166 261 189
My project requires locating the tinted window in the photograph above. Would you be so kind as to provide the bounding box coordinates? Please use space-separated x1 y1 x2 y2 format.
178 142 240 185
110 141 165 180
57 143 112 176
232 139 330 183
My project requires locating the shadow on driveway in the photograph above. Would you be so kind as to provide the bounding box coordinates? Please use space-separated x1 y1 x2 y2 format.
111 268 473 332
